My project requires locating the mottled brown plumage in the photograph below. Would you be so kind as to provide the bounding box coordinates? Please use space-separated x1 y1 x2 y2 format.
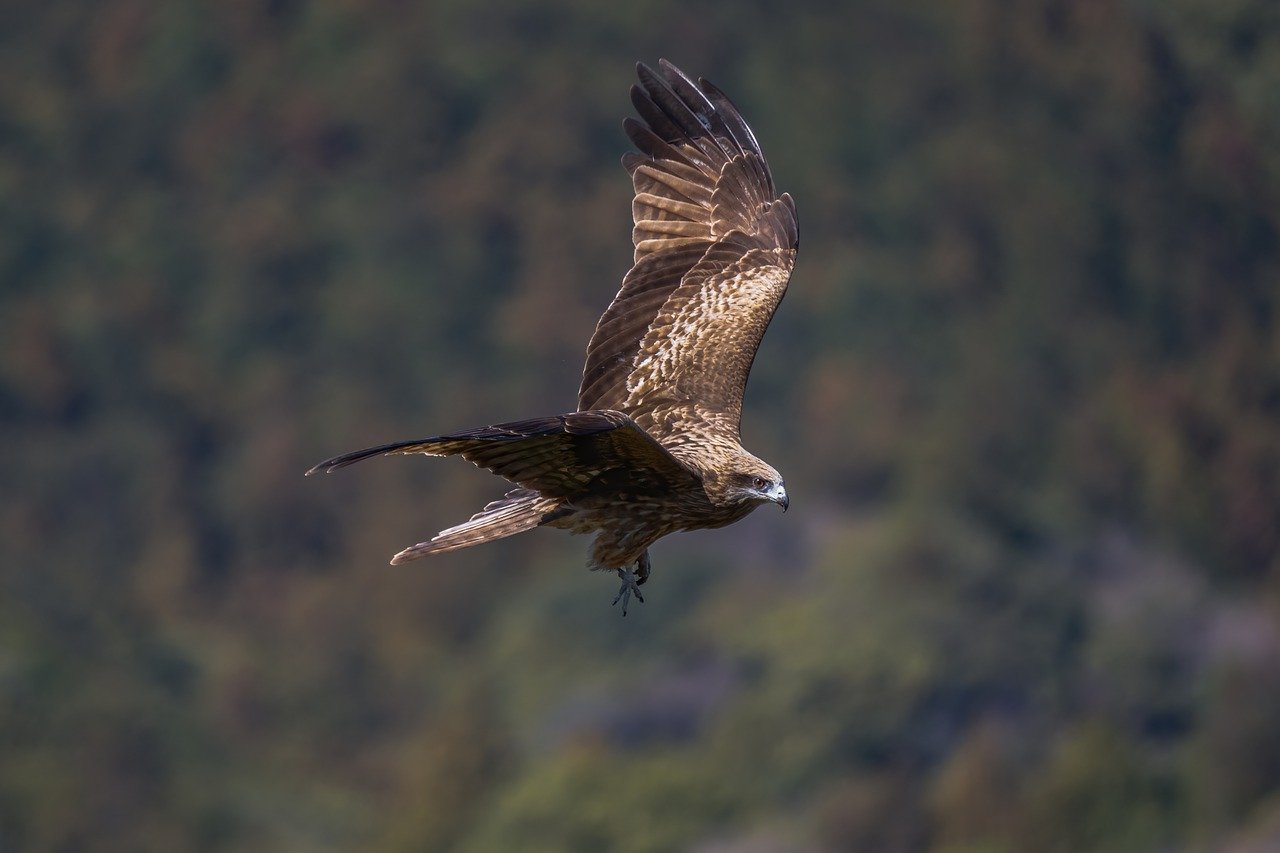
307 60 798 612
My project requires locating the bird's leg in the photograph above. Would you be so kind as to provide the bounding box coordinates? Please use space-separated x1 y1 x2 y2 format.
612 552 650 616
636 550 651 586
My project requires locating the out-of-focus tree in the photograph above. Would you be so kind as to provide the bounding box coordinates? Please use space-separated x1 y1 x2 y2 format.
3 0 1279 849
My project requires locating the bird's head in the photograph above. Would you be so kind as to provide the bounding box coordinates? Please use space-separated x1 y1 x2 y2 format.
728 459 789 512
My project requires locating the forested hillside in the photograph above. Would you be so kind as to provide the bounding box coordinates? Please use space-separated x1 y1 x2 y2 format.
3 1 1280 850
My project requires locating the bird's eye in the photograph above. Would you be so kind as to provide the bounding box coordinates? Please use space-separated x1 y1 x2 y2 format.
753 477 766 490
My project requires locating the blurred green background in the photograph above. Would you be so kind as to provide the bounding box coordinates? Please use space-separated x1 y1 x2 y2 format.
4 0 1280 850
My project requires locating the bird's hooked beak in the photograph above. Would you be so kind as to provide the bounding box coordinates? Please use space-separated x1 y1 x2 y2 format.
768 482 789 512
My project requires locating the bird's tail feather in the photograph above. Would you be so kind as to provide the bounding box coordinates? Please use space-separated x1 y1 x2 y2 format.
390 489 566 564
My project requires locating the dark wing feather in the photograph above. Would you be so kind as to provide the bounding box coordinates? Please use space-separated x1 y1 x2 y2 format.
578 60 798 445
306 409 702 497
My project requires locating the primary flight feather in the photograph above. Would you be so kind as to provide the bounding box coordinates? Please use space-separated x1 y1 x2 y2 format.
308 60 798 614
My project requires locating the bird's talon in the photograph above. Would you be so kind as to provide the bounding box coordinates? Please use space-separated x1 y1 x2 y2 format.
612 568 645 616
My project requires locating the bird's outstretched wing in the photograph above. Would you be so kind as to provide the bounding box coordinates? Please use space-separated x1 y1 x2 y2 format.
306 409 701 498
578 60 798 446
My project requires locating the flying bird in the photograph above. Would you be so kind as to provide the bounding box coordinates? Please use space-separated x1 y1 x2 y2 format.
308 60 798 614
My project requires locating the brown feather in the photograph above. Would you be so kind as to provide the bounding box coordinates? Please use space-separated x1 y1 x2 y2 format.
578 61 799 444
307 410 701 498
578 243 708 411
390 489 565 563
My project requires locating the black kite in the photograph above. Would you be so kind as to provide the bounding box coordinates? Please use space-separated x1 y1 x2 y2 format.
308 60 799 614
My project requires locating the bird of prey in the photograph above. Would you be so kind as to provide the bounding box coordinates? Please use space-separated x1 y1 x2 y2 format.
308 60 798 614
